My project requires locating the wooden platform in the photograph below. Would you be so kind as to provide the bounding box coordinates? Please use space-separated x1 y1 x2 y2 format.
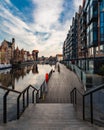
40 63 84 103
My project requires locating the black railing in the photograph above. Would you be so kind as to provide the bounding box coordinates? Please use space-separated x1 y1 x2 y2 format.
0 70 53 123
70 84 104 126
2 85 38 123
16 85 39 120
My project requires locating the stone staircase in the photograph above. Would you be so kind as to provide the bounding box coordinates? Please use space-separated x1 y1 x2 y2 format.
0 104 103 130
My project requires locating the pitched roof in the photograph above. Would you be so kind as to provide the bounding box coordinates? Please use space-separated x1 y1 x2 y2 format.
4 40 13 47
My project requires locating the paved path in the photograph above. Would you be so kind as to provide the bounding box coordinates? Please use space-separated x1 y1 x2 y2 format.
40 63 84 103
1 104 102 130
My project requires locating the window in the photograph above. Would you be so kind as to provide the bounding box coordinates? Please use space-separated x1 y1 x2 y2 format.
87 6 90 24
87 27 90 47
100 11 104 41
90 30 93 44
93 31 98 41
89 47 94 56
89 60 94 73
93 4 98 17
96 47 98 54
100 45 104 54
100 13 104 23
100 26 104 41
100 0 104 11
90 6 93 20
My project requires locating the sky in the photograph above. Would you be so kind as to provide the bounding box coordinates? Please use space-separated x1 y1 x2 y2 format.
0 0 82 57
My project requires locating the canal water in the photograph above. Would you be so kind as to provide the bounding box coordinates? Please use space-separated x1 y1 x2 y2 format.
0 64 53 91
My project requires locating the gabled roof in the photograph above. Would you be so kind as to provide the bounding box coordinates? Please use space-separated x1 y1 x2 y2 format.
16 46 19 50
3 40 13 47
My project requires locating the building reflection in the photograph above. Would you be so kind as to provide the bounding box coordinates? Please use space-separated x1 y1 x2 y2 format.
0 64 38 89
0 70 15 89
32 64 38 74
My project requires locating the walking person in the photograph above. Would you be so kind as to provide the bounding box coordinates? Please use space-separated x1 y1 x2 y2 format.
58 64 60 73
45 73 49 92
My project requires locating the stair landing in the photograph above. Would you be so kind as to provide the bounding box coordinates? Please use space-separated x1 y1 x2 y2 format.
1 104 102 130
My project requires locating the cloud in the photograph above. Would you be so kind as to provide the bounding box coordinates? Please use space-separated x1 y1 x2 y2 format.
4 0 11 4
0 1 38 49
0 0 82 56
33 0 64 29
30 0 73 56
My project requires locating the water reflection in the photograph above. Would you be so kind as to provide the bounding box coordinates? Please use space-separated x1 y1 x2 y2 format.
0 64 52 91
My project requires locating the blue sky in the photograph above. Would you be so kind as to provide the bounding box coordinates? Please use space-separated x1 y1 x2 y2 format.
0 0 82 56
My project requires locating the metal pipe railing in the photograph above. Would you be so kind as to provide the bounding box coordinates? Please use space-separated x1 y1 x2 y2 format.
70 84 104 125
16 85 39 120
0 70 53 123
84 83 104 96
3 90 10 123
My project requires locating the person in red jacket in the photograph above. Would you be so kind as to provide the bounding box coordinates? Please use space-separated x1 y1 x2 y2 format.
45 73 49 83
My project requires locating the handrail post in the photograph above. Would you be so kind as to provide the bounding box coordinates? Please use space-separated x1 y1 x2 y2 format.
70 92 72 103
43 81 45 93
17 95 21 119
90 93 93 124
81 71 83 81
83 96 85 120
3 90 10 123
32 90 35 103
23 92 25 111
27 88 29 107
75 88 76 104
72 90 74 103
40 85 43 98
36 90 39 103
73 89 75 104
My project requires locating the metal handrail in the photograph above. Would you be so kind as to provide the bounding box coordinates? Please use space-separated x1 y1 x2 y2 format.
84 83 104 96
70 84 104 125
3 90 10 123
17 85 39 120
0 86 21 94
1 69 53 123
70 88 83 105
2 84 38 123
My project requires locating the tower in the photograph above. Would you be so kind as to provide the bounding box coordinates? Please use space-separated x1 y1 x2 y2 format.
12 38 15 44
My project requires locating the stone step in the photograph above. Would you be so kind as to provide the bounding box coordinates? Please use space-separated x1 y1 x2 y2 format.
0 104 103 130
0 126 102 130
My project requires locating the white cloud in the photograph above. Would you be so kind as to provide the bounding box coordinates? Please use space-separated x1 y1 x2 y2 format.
4 0 11 4
33 0 64 29
30 0 71 56
0 0 83 57
0 2 39 50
